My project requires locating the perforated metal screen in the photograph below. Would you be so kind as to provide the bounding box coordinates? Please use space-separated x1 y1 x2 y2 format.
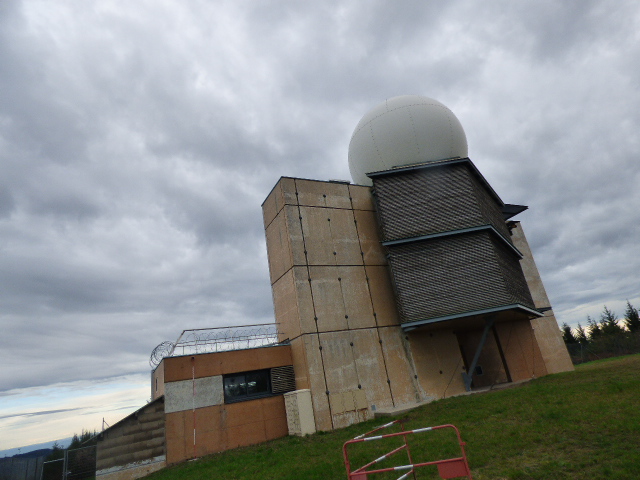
371 159 535 325
387 232 535 323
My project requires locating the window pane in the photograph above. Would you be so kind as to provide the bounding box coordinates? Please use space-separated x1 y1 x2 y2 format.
224 374 247 399
246 371 269 395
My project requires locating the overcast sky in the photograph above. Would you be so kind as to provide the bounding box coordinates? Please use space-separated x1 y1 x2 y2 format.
1 0 639 451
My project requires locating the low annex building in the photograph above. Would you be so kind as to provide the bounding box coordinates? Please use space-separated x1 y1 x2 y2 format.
96 333 296 480
95 95 573 480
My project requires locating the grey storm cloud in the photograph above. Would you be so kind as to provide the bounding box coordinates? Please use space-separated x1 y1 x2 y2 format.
0 0 639 403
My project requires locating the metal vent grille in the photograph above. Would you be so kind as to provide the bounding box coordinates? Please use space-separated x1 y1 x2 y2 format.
388 231 533 323
468 172 512 240
372 159 534 325
271 365 296 394
374 164 483 242
373 163 513 245
492 235 535 308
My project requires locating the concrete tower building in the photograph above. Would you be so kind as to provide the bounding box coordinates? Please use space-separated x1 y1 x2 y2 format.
95 97 574 480
263 95 573 431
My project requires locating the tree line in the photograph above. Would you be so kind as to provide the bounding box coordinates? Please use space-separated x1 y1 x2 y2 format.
42 430 97 480
561 300 640 363
45 430 97 461
562 300 640 344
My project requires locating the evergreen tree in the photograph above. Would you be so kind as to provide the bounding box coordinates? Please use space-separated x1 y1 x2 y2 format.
45 430 97 462
600 306 623 335
575 323 588 344
46 442 64 461
587 315 602 340
561 323 577 344
624 300 640 332
68 429 97 448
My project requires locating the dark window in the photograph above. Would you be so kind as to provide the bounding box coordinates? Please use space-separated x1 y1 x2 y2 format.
223 369 271 403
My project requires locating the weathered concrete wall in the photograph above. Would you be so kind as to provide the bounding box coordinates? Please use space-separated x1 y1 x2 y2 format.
302 323 421 429
510 222 574 374
495 319 548 381
407 316 550 395
377 327 422 406
408 329 467 399
96 397 165 480
529 315 574 373
458 328 509 388
164 376 224 413
264 178 420 431
291 335 331 431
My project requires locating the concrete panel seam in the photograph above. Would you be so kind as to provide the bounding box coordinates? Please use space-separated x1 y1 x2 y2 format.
348 198 395 404
293 183 335 430
269 266 296 287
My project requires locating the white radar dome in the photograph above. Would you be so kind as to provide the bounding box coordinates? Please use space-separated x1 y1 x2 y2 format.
348 95 468 186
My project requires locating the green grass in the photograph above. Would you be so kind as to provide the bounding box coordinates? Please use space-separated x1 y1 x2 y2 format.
148 355 640 479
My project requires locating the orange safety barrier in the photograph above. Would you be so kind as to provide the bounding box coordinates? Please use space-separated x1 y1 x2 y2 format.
343 423 473 480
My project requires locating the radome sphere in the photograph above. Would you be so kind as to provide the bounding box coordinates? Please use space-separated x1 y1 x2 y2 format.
348 95 468 185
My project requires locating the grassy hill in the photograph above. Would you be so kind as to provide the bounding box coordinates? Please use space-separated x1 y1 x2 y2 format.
148 355 640 479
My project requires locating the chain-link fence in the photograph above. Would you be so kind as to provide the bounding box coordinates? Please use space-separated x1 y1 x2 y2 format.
41 446 95 480
565 332 640 365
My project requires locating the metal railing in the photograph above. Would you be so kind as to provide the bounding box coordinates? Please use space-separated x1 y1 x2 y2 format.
0 457 45 480
40 446 95 480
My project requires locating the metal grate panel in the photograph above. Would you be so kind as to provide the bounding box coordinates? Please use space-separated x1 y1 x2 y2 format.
373 162 513 244
388 231 533 323
492 235 535 308
372 159 534 325
271 365 296 394
374 164 482 242
468 171 512 240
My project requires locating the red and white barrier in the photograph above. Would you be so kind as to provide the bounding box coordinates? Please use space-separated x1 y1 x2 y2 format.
343 423 473 480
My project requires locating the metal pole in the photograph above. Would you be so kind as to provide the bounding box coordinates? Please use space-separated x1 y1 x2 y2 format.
462 317 495 391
